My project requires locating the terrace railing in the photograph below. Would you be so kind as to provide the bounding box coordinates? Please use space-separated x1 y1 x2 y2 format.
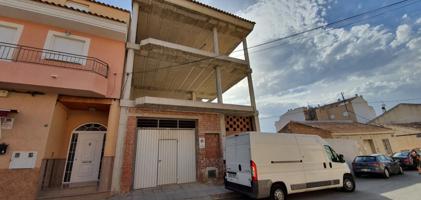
0 42 108 77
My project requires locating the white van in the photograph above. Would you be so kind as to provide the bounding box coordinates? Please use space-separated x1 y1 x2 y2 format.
224 132 355 200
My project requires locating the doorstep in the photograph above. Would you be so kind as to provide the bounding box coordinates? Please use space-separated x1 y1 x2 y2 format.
108 183 243 200
37 185 111 200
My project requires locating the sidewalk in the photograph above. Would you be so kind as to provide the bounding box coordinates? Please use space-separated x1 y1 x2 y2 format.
108 183 242 200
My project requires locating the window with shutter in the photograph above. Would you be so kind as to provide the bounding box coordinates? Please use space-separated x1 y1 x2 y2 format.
43 31 90 65
0 21 23 60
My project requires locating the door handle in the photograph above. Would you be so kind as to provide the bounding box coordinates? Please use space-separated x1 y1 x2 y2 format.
323 162 327 168
329 162 332 168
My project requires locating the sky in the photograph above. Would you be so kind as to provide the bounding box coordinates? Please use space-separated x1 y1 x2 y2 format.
103 0 421 132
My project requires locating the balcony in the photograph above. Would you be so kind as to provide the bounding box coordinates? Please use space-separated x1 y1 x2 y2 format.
0 42 108 77
0 42 111 97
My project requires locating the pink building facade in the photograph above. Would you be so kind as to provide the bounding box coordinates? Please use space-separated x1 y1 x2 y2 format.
0 1 129 199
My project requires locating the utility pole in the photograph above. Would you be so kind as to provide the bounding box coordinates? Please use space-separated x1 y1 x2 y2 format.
341 92 350 119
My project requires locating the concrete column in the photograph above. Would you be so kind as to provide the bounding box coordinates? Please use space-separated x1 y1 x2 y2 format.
112 0 139 192
191 91 197 101
243 39 257 111
215 66 223 104
122 49 134 99
243 39 260 132
213 27 220 55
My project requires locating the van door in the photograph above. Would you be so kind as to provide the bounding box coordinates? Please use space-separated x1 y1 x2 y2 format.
322 145 346 187
225 134 252 187
297 136 335 191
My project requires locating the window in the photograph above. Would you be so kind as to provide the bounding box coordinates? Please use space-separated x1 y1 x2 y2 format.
66 1 90 12
382 139 393 155
0 21 23 60
354 156 377 163
43 31 90 64
324 145 340 162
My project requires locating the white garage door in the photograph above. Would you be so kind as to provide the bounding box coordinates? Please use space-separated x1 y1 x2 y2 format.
134 128 196 189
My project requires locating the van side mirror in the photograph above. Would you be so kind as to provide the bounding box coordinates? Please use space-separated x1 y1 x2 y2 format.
338 154 345 163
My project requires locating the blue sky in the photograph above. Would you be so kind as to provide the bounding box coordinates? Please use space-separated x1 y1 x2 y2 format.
102 0 421 132
99 0 130 9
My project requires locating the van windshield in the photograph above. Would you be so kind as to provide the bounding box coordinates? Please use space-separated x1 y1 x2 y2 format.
355 156 377 162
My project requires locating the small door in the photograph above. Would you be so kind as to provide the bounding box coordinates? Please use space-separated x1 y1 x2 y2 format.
70 132 105 183
157 139 178 185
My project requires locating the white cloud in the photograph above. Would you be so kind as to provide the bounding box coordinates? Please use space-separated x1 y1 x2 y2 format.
223 0 421 131
391 24 412 47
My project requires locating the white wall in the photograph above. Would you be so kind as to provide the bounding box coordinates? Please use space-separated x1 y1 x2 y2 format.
326 138 362 166
351 96 376 123
275 107 306 132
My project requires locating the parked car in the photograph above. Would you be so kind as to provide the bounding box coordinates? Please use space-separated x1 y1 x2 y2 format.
224 132 355 200
352 154 403 178
392 151 417 169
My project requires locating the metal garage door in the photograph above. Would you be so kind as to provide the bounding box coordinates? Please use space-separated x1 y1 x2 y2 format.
133 128 196 189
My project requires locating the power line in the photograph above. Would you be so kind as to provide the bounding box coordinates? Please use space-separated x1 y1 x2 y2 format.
244 0 421 55
238 0 415 51
133 0 419 74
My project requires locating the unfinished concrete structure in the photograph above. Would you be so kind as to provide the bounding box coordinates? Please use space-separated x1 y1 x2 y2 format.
113 0 259 193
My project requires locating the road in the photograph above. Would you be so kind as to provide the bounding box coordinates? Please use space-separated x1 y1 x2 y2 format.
232 171 421 200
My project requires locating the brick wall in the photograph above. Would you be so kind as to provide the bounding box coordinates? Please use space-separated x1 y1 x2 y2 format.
120 116 137 193
280 122 333 138
0 169 40 200
120 107 223 193
204 133 223 181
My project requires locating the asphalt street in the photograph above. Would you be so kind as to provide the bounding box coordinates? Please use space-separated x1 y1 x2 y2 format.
232 171 421 200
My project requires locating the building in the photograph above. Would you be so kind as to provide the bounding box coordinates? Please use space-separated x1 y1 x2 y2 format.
113 0 259 193
0 0 129 199
370 103 421 151
383 123 421 152
280 121 395 155
275 95 376 132
370 103 421 124
274 107 315 132
316 95 376 123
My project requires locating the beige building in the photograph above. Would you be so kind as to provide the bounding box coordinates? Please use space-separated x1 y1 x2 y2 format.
275 95 376 132
370 103 421 152
280 121 395 155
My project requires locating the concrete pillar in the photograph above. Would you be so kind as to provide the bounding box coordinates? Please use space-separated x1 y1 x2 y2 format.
215 66 223 104
213 27 219 55
243 39 257 111
112 0 139 192
243 39 260 131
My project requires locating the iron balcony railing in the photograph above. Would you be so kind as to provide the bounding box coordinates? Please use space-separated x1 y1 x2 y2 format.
0 42 109 77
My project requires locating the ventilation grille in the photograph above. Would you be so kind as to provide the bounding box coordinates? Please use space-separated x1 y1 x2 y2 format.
225 116 254 135
137 118 196 129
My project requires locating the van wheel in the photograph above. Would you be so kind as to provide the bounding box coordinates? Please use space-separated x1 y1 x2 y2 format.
342 175 355 192
270 185 286 200
383 168 390 179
